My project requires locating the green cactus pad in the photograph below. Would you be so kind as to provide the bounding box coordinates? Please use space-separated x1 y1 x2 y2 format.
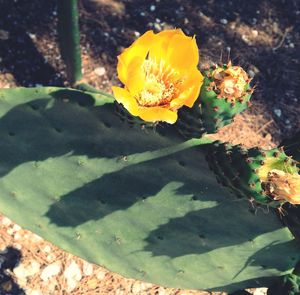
206 141 299 208
177 64 252 138
0 87 299 292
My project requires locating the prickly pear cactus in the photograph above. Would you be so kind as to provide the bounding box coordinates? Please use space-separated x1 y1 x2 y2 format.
114 102 156 129
205 141 299 208
268 262 300 295
279 132 300 242
0 87 299 293
177 62 253 138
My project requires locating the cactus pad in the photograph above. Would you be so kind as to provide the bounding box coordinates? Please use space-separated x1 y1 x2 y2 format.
0 87 299 292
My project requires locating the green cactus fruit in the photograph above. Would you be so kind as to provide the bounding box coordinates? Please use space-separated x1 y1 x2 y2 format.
205 141 299 208
278 132 300 242
0 87 299 292
177 62 253 138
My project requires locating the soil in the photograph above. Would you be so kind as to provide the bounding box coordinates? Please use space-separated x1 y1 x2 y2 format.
0 0 299 294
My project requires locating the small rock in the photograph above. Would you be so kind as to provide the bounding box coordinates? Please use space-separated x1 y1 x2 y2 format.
94 67 106 76
285 119 290 124
43 245 51 253
27 261 41 276
82 261 93 276
46 253 55 262
140 12 145 16
64 261 82 292
252 29 258 37
14 265 27 280
134 31 140 37
248 70 255 78
154 23 162 31
40 262 61 281
220 18 228 25
0 29 9 40
289 43 295 48
96 270 106 280
252 18 258 25
254 288 268 295
150 5 156 12
274 109 282 117
12 224 21 232
157 287 167 295
1 217 12 226
28 33 36 40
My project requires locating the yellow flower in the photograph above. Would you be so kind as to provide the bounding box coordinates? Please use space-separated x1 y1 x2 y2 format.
264 169 300 205
112 29 203 124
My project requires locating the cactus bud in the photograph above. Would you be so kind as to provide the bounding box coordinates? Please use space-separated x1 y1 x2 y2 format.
177 62 253 138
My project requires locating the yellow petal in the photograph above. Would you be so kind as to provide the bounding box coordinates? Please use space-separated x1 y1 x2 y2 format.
112 86 139 116
169 87 194 110
166 34 199 72
117 30 155 85
125 56 146 96
138 107 178 124
182 69 204 107
170 69 203 109
148 29 184 61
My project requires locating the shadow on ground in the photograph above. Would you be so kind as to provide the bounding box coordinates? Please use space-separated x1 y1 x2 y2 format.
0 247 25 295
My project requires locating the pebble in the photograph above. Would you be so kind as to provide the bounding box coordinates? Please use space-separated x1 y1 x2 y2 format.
28 33 36 40
254 288 268 295
12 224 21 232
0 29 9 40
82 261 93 276
220 18 228 25
131 282 152 293
96 270 106 280
43 245 51 253
154 23 162 31
1 217 12 226
150 5 156 12
248 70 255 78
134 31 140 37
7 228 14 235
64 261 82 292
94 67 106 76
40 262 61 281
274 109 282 117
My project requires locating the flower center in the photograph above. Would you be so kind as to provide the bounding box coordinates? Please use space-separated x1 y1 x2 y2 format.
211 65 248 102
136 58 181 107
262 169 300 204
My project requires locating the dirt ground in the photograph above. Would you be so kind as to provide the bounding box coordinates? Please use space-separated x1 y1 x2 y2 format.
0 0 299 294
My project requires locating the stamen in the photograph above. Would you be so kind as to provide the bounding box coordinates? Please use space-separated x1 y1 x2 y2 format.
135 58 182 107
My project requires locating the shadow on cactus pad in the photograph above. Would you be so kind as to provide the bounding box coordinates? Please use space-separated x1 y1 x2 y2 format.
0 87 299 293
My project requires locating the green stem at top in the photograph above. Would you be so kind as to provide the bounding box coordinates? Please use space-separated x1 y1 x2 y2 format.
57 0 82 85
